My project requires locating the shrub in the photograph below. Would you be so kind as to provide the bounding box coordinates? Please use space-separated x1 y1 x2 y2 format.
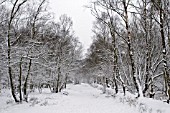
40 100 48 106
6 99 13 104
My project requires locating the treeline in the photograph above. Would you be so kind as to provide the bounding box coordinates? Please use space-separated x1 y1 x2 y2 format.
82 0 170 103
0 0 82 102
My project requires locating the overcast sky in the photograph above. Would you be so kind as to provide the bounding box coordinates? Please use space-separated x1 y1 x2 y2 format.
49 0 95 55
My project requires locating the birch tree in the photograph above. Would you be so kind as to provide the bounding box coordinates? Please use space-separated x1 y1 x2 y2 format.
89 0 141 97
151 0 170 103
6 0 28 103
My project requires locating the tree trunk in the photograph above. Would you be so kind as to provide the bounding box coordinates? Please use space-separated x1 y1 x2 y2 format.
103 76 106 94
123 0 140 97
112 32 118 94
108 15 119 94
6 0 27 103
149 84 155 98
0 70 1 94
56 66 61 93
142 0 148 96
23 59 32 102
142 0 152 97
7 27 19 102
64 73 68 89
159 5 170 103
19 57 23 102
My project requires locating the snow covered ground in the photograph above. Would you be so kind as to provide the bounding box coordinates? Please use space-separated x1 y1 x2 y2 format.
0 83 170 113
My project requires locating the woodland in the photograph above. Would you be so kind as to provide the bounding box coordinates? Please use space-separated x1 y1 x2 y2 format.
0 0 170 105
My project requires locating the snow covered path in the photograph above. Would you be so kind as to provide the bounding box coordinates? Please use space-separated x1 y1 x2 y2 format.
0 83 170 113
54 84 137 113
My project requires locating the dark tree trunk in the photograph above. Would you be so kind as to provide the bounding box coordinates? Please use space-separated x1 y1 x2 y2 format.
23 59 32 102
149 84 155 99
143 0 150 96
123 0 140 97
64 73 68 89
108 16 119 94
19 57 23 102
7 27 19 103
56 66 61 93
113 37 118 94
159 5 170 103
8 67 19 102
7 0 27 103
106 78 109 88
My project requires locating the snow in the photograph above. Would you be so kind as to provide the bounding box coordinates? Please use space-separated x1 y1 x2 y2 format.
162 49 166 53
0 83 170 113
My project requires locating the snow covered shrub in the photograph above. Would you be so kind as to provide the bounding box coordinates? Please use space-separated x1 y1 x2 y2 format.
91 83 98 88
111 93 117 99
138 103 148 113
106 89 113 95
45 97 52 100
62 91 69 96
119 96 138 107
119 97 125 104
148 108 153 113
29 97 37 102
6 99 14 104
126 96 138 107
29 97 40 106
98 85 103 91
156 109 163 113
40 100 48 106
